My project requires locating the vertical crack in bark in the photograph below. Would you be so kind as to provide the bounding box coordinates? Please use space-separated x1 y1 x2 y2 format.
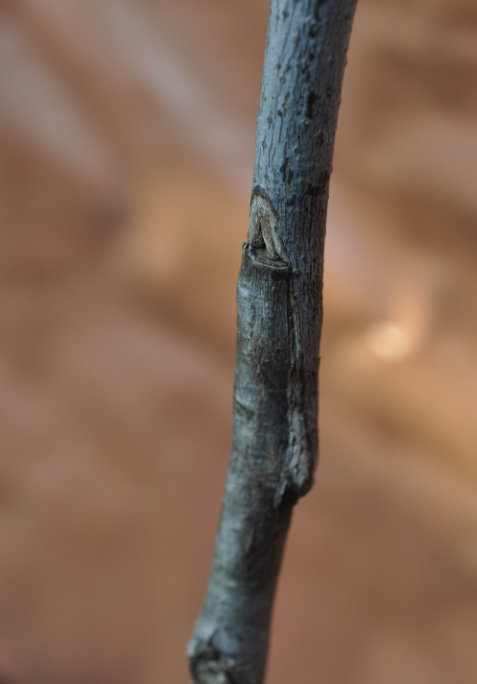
276 275 313 508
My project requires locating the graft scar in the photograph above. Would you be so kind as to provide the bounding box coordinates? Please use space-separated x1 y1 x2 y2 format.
248 187 286 262
246 188 314 507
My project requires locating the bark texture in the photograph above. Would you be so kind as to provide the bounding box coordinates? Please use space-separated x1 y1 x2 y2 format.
188 1 357 682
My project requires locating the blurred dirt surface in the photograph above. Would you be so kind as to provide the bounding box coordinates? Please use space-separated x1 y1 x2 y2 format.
0 0 477 682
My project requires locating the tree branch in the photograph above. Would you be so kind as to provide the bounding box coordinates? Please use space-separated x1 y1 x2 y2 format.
188 1 357 682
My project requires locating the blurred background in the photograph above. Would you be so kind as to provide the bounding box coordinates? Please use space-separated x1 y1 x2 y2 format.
0 0 476 682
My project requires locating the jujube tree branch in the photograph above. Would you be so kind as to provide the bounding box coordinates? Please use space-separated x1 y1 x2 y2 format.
188 1 357 682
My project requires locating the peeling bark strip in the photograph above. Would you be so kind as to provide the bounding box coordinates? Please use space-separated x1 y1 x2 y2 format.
188 1 357 682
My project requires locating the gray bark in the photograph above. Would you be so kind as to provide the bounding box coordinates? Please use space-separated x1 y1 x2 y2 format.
188 1 357 682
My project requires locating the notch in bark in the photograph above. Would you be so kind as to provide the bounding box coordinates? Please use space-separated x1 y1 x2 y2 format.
188 1 357 682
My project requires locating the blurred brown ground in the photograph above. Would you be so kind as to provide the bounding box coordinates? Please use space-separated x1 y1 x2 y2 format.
0 1 477 682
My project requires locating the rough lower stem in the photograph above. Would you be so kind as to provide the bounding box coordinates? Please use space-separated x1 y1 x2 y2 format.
188 1 357 682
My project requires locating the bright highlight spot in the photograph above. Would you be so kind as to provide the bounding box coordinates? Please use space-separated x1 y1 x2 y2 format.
366 320 411 362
